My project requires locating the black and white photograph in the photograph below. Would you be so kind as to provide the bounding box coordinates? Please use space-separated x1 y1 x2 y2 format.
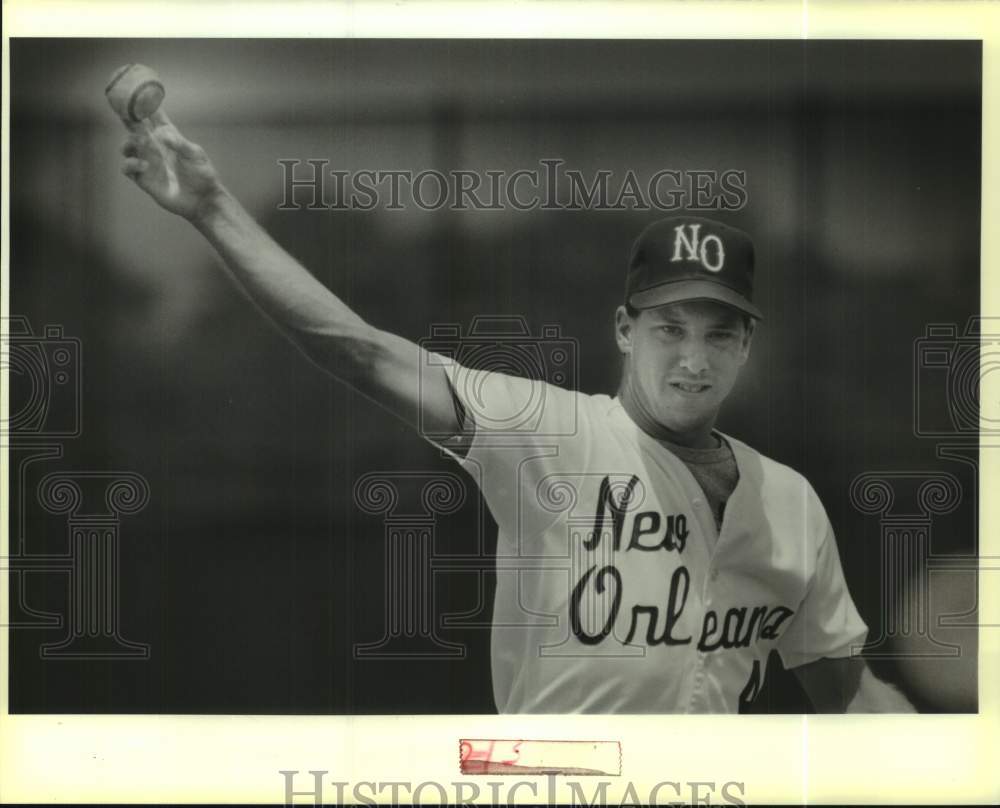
2 2 998 804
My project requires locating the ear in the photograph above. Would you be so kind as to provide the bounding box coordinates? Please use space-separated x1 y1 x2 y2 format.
615 305 635 355
737 317 756 365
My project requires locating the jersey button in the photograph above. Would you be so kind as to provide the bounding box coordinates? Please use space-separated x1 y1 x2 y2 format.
692 498 703 507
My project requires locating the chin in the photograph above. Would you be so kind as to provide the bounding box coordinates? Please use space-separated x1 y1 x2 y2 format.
653 407 708 435
651 399 716 433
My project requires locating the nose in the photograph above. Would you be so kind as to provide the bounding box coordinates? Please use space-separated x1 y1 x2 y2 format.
678 336 710 376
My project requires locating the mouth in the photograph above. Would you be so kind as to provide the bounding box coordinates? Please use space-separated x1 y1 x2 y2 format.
669 381 712 394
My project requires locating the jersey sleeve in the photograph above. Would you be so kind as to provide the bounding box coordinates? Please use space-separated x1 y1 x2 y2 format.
775 519 869 669
424 352 584 453
421 352 589 542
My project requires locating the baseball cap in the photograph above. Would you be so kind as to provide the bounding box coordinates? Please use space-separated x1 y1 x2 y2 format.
625 215 763 320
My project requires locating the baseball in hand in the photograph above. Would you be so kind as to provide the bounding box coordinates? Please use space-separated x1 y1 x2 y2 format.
105 63 165 123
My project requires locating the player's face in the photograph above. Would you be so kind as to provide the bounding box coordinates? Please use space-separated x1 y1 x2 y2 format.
615 300 753 443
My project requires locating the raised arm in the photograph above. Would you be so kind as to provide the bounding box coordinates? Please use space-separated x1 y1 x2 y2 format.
119 111 462 438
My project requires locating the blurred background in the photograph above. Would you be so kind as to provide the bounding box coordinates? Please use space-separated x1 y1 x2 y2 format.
8 39 980 713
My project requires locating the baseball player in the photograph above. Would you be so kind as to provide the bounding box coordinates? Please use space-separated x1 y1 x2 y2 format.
119 111 915 713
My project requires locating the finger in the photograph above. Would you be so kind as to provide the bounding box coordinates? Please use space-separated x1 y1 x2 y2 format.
122 117 149 134
121 127 156 155
158 127 203 159
121 137 141 157
148 108 173 129
148 109 191 150
121 157 149 177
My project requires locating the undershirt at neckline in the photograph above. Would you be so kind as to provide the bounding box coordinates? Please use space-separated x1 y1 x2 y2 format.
655 431 740 533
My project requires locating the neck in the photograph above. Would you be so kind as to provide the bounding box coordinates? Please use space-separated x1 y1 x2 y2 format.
617 372 719 449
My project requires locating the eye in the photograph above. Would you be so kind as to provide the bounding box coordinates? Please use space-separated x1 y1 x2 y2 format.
708 330 738 343
659 324 684 338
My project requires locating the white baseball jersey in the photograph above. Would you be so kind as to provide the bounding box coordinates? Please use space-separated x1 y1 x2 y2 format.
430 357 868 713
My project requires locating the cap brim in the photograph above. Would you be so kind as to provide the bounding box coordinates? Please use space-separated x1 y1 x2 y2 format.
629 279 763 320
